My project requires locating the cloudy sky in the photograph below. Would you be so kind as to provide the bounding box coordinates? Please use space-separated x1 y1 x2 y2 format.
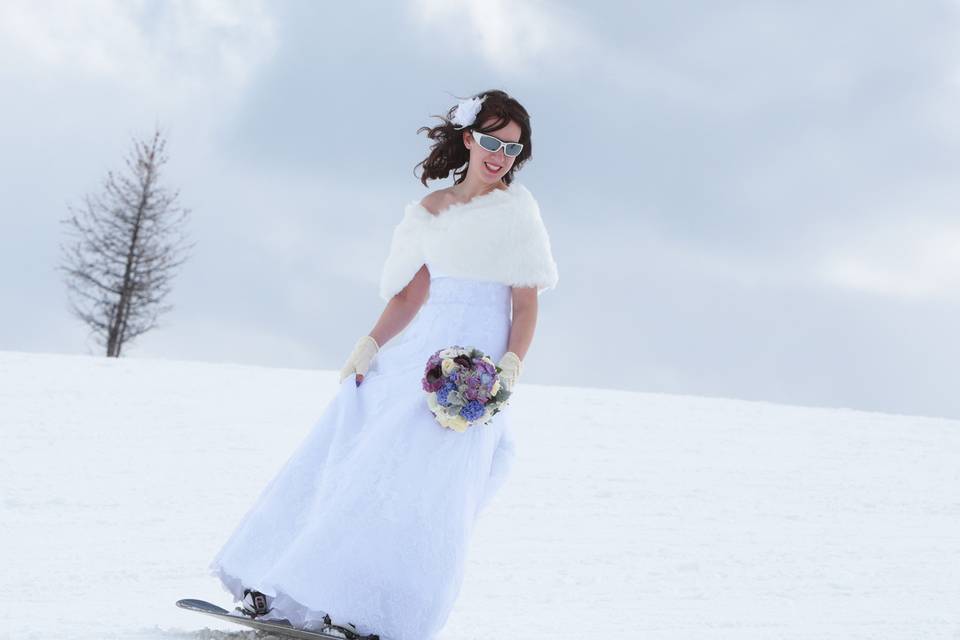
1 0 958 419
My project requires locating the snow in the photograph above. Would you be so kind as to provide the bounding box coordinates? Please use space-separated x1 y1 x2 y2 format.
1 349 959 639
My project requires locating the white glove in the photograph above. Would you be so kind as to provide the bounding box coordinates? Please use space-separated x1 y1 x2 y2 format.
339 335 380 384
497 351 522 391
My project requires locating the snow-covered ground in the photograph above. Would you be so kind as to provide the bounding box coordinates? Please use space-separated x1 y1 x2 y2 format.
1 349 958 640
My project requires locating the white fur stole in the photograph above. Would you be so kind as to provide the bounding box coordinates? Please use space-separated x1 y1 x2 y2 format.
378 183 559 301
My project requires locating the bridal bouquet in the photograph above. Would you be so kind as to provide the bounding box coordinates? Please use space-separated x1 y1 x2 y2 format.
421 345 513 432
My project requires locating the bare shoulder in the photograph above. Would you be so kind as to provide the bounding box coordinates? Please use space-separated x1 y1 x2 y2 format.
419 188 455 216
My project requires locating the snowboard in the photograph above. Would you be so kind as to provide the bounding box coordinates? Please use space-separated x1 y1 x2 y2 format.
175 598 379 640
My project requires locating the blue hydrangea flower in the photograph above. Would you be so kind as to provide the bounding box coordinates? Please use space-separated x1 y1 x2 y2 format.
460 399 485 421
437 380 457 405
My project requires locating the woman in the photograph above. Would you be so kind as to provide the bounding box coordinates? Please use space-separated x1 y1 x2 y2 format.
208 89 559 640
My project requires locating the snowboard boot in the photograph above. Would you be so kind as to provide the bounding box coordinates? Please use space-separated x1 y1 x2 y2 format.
236 588 272 618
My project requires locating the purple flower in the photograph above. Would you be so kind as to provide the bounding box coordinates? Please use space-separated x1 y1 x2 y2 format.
421 362 445 392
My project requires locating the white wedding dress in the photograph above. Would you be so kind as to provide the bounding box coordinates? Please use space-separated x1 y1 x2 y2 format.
208 261 518 640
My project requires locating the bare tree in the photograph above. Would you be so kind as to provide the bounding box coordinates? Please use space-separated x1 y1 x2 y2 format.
59 127 194 357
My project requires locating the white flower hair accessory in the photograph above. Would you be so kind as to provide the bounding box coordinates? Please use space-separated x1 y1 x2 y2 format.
450 94 487 130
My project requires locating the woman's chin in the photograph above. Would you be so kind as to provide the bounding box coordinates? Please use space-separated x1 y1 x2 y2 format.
474 167 504 184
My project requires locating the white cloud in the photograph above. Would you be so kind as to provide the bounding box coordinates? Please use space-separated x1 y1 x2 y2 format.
0 0 134 74
0 0 278 109
925 7 960 142
408 0 585 73
817 221 960 299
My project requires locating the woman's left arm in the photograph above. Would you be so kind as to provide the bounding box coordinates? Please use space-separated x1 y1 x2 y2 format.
506 286 538 361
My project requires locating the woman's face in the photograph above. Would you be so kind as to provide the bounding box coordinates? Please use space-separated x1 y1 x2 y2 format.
463 117 522 184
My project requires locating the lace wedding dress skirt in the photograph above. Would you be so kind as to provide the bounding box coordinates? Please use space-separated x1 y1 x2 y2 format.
209 264 518 640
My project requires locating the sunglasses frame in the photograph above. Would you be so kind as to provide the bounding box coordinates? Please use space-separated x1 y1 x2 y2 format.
470 130 524 157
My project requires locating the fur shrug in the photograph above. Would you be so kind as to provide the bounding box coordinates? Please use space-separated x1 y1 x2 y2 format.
378 182 559 301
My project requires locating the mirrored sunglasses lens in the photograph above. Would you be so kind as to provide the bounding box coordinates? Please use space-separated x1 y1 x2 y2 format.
478 134 501 152
505 143 523 157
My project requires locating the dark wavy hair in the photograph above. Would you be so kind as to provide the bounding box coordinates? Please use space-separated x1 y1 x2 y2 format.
414 89 532 187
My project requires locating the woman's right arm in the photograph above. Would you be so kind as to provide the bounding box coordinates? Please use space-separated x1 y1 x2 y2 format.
351 264 431 384
349 195 440 385
369 263 430 348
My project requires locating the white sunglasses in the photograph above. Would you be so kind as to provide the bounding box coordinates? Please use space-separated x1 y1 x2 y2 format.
471 130 524 157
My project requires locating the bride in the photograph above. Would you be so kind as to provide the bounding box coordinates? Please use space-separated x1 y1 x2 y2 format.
208 89 559 640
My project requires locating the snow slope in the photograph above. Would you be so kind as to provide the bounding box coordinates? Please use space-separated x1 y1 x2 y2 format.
1 349 958 639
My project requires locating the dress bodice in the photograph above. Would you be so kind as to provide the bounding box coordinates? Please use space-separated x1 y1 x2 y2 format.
424 260 511 312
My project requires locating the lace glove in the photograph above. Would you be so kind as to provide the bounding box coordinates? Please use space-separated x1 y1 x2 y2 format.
339 335 380 385
497 351 523 392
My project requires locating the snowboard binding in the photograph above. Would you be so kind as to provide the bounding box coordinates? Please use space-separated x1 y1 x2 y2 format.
236 588 272 618
231 589 379 639
320 614 380 640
